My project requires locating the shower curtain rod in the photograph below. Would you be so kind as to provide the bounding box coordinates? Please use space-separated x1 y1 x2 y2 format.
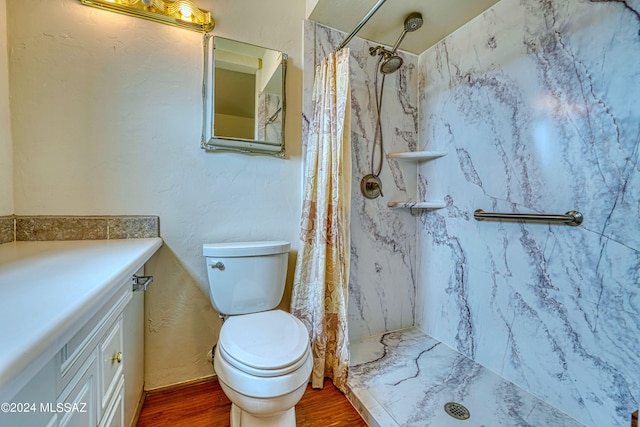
336 0 387 51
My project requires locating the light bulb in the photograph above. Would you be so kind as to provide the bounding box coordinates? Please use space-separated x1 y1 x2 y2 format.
180 4 193 18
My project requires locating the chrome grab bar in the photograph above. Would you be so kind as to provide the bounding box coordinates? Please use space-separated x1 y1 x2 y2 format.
474 209 583 226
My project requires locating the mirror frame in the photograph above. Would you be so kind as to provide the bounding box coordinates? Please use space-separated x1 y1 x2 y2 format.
201 34 287 157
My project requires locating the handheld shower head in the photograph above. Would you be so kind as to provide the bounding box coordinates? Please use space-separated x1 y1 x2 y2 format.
404 12 423 32
391 12 424 53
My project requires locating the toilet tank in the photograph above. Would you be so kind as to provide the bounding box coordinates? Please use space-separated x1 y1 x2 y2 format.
203 241 290 315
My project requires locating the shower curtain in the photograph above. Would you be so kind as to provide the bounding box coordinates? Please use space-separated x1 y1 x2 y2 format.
290 48 351 392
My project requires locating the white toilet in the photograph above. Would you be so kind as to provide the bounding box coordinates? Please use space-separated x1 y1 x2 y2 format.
202 241 312 427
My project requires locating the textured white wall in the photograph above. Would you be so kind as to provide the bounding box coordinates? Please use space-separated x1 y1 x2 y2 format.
7 0 304 389
0 0 13 216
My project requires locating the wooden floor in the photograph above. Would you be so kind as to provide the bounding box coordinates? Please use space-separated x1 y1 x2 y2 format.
137 377 368 427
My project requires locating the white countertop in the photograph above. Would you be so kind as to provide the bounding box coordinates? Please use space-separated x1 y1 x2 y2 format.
0 238 162 402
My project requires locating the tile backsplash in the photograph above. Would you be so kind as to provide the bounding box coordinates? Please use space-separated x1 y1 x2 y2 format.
0 215 158 243
0 216 13 245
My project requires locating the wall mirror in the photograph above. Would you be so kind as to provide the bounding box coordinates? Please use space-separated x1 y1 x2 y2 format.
202 35 287 157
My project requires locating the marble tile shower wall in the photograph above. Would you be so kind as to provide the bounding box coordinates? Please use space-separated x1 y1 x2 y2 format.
303 21 419 341
416 0 639 426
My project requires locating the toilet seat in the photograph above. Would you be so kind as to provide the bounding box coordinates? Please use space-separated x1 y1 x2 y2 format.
218 310 310 377
218 344 311 378
214 342 313 399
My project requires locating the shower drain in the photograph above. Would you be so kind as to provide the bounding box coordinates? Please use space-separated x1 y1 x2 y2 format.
444 402 471 420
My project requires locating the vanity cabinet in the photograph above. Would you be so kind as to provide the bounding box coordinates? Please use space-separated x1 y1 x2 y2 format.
3 273 144 427
0 238 161 427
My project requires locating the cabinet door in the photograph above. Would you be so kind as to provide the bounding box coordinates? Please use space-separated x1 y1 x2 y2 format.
99 377 124 427
0 359 58 427
58 354 98 427
99 317 124 414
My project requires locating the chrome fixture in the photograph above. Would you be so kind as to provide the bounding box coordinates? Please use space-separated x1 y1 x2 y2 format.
361 12 424 200
336 0 388 51
335 5 425 199
209 261 225 270
474 209 584 226
131 274 153 292
369 12 423 74
361 174 384 199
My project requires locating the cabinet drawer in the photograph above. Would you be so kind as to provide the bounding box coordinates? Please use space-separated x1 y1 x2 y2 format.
100 317 124 412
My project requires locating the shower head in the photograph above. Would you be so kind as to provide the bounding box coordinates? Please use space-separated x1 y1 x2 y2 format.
404 12 424 33
369 45 404 74
391 12 424 53
380 54 403 74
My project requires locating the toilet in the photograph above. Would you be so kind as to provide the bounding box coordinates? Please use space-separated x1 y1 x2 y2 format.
202 241 312 427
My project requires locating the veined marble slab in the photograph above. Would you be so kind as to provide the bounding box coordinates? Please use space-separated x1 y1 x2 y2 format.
306 0 639 423
347 328 584 427
416 0 640 425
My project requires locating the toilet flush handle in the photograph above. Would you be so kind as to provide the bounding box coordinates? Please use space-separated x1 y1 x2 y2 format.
210 261 225 271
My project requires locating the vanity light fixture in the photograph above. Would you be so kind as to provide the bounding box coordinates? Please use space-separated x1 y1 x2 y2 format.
79 0 215 33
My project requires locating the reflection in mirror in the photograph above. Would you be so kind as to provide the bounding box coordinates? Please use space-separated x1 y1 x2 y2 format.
202 35 287 157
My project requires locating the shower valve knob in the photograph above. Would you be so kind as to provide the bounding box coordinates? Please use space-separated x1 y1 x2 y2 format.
361 174 383 199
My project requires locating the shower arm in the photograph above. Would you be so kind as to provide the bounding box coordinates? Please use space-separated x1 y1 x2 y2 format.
336 0 387 51
390 29 407 53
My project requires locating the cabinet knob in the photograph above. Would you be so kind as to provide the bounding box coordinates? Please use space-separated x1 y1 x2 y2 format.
112 351 123 364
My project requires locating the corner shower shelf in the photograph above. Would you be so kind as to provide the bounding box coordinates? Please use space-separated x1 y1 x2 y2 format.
387 150 448 210
387 150 448 161
387 201 446 209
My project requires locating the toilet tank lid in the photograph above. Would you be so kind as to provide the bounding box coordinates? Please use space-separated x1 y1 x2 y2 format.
203 241 290 257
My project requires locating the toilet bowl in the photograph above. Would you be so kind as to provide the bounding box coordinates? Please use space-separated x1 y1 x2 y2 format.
203 242 311 427
214 310 312 427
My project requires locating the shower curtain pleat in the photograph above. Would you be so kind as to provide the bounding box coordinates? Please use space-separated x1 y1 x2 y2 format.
290 48 351 393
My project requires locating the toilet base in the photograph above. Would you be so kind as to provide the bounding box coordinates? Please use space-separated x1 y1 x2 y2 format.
231 403 296 427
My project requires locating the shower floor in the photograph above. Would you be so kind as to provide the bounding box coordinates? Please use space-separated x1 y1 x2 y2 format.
346 328 584 427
